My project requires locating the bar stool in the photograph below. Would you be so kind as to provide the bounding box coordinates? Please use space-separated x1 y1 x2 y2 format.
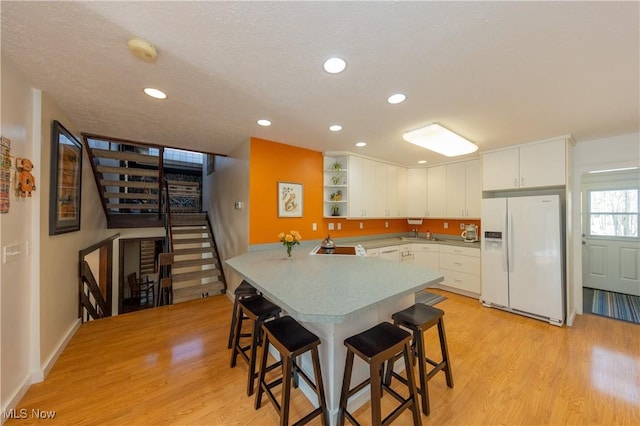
386 303 453 416
230 295 281 396
338 322 422 426
255 316 328 426
227 280 258 349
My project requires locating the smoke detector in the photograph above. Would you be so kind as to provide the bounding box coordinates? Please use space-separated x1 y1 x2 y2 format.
127 37 157 62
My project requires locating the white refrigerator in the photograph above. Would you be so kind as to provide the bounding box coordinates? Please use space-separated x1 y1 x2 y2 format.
481 195 564 325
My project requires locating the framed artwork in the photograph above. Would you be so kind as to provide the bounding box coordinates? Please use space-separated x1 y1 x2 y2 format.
206 154 215 175
278 182 303 217
49 120 82 235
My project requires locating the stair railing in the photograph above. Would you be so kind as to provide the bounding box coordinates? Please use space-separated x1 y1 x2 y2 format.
204 211 228 295
78 233 119 322
157 180 175 306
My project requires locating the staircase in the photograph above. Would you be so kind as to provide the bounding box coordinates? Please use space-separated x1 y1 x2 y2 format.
139 240 156 276
170 212 226 303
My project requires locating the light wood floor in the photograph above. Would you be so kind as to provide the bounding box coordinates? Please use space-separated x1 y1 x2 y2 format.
7 290 640 425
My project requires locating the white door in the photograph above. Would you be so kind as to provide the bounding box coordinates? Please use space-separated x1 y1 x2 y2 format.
582 171 640 296
427 165 446 217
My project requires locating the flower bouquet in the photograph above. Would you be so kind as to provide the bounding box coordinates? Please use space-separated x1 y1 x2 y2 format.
278 230 302 257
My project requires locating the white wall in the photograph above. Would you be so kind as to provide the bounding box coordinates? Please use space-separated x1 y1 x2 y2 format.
202 142 250 297
571 132 640 314
0 55 37 415
1 55 113 416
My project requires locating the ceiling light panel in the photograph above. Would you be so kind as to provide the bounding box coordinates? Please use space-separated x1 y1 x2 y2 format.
403 123 477 157
257 119 272 127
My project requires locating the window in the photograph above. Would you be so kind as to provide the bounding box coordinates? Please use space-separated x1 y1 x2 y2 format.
588 189 638 238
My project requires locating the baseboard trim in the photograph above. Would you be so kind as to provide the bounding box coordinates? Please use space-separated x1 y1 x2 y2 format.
567 308 577 327
37 318 81 383
1 374 31 425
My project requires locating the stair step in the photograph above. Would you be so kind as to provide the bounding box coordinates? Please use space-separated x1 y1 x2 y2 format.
173 237 212 245
96 164 159 178
171 227 207 234
173 247 215 256
171 221 207 227
91 148 160 165
107 203 159 211
172 258 218 269
172 268 221 283
172 282 225 304
100 179 158 190
103 192 159 200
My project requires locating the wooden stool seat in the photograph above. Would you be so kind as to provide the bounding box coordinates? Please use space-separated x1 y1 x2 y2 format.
387 303 453 416
255 316 328 426
227 280 258 348
230 295 281 396
338 322 422 426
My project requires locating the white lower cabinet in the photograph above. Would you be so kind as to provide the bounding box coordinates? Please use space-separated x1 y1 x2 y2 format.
379 246 401 262
438 245 481 295
408 244 439 270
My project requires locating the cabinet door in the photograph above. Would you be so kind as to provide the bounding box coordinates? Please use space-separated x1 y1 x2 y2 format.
519 139 566 188
407 168 428 217
446 162 466 217
465 159 481 217
379 246 400 261
482 149 519 190
386 165 407 218
427 165 446 217
374 162 389 217
349 156 375 217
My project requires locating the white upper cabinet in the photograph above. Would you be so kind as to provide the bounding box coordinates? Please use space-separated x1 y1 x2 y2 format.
482 138 568 191
348 155 374 218
427 165 447 217
446 159 481 218
407 168 428 217
465 159 481 217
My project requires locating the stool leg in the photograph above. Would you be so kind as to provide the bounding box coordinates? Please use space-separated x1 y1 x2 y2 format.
227 296 240 349
254 333 270 410
337 350 355 426
403 341 423 426
230 306 244 368
414 330 430 415
247 318 262 396
437 318 454 388
280 355 293 426
369 360 383 426
311 347 329 426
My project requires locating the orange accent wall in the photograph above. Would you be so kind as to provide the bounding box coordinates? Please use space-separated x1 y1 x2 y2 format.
249 138 412 244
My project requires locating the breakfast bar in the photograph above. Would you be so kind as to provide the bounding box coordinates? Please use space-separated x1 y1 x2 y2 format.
226 247 443 424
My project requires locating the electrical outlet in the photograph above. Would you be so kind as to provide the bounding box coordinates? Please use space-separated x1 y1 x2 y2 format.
359 222 364 230
328 223 335 231
460 223 465 229
312 223 317 231
443 222 448 229
337 223 342 231
385 221 389 228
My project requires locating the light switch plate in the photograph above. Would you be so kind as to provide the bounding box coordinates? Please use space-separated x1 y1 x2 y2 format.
328 223 335 231
3 243 21 264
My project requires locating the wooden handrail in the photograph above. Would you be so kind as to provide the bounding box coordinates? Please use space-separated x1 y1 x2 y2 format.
80 261 110 321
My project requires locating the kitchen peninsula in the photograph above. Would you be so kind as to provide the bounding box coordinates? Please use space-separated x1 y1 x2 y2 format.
226 248 443 424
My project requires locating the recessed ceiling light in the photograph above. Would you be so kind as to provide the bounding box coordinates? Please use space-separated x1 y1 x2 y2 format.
418 160 427 164
387 93 406 104
329 125 342 132
403 123 478 157
143 87 167 99
323 57 347 74
355 142 367 147
257 119 272 127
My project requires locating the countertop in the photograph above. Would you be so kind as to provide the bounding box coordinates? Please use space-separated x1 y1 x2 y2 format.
356 236 481 250
225 248 443 323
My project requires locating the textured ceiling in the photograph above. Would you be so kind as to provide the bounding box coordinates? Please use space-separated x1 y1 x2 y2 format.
2 1 639 166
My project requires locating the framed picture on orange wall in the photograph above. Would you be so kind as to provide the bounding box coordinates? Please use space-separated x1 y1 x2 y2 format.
278 182 303 217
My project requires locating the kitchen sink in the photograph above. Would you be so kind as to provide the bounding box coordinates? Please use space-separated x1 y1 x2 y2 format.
401 237 442 242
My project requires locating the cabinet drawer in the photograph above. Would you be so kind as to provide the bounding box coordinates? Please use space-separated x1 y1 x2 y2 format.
410 244 439 253
439 253 481 274
441 269 481 293
439 244 480 257
366 248 379 257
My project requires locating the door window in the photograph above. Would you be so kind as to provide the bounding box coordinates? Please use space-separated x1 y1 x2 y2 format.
588 189 638 238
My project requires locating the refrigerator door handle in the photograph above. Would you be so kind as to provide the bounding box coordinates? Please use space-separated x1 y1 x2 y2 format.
502 208 509 272
507 211 514 272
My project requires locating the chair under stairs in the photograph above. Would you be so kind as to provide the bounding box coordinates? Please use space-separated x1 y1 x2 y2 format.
170 212 226 303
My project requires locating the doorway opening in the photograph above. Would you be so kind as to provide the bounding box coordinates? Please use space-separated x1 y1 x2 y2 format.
119 237 164 314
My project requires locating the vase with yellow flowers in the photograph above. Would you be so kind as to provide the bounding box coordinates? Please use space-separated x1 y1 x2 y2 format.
278 230 302 257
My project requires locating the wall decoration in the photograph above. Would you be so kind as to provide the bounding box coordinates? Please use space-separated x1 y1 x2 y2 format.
15 157 36 197
206 154 215 175
49 120 82 235
278 182 303 217
0 136 10 213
